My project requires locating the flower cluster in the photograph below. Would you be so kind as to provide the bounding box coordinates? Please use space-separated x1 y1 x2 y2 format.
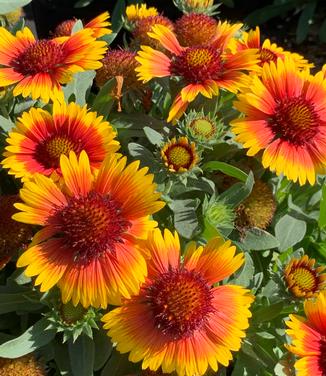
0 2 325 376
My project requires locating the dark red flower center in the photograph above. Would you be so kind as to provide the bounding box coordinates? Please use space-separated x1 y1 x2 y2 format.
269 96 319 145
319 336 326 375
12 40 65 76
290 266 318 293
145 268 214 339
34 134 83 170
51 191 130 265
170 47 222 83
164 144 193 170
260 48 278 65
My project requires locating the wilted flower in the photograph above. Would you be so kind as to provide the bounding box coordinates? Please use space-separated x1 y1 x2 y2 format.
175 13 239 48
95 49 140 90
236 180 276 230
0 355 45 376
132 15 174 50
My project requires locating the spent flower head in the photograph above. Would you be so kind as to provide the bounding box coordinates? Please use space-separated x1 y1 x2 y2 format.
236 180 276 230
0 355 45 376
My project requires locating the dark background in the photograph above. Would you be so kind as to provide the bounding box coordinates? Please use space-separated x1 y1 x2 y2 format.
28 0 326 69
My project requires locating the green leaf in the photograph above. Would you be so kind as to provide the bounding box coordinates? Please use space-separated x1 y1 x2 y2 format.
219 171 254 208
53 340 72 376
128 143 158 171
296 2 316 43
13 99 36 115
63 70 95 106
100 32 118 45
241 228 280 251
71 19 83 33
319 184 326 228
168 199 200 239
0 115 14 132
0 318 56 358
232 351 264 376
233 253 255 287
0 0 31 13
143 126 164 146
0 291 43 314
101 348 139 376
111 0 126 33
275 214 307 251
203 161 248 182
68 335 95 376
93 329 113 371
313 242 326 261
110 112 166 130
171 177 215 197
91 78 116 118
201 218 221 242
252 302 284 323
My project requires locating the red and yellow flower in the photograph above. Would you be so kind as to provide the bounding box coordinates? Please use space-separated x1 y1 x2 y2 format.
231 58 326 185
53 11 112 39
236 26 312 70
284 255 326 298
135 24 259 122
125 3 158 24
161 136 199 173
102 229 254 376
286 291 326 376
2 101 119 181
0 26 107 103
13 151 165 308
